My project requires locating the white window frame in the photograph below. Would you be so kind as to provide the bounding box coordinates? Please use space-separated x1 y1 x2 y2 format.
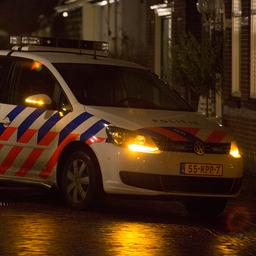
250 0 256 98
232 0 241 97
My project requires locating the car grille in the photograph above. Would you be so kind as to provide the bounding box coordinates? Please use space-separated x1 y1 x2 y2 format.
120 171 242 195
154 140 230 154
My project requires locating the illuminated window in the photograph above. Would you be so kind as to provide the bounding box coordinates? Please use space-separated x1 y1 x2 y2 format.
251 0 256 98
232 0 241 96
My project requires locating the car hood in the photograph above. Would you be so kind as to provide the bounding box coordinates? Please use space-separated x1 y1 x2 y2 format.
85 106 231 143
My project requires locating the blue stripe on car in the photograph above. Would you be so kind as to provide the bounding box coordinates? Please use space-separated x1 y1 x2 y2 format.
7 106 26 121
0 106 26 136
58 112 93 144
17 108 45 141
80 119 110 142
37 112 63 143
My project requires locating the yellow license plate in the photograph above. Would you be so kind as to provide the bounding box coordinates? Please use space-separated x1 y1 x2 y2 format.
180 163 223 177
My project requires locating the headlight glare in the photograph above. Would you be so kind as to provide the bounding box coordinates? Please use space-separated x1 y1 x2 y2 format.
229 141 241 158
106 126 160 154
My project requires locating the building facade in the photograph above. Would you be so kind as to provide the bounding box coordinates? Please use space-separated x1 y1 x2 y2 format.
53 0 156 70
222 0 256 172
52 0 201 77
35 0 256 172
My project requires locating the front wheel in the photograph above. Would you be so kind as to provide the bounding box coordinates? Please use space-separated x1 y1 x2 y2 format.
60 150 103 210
184 198 227 219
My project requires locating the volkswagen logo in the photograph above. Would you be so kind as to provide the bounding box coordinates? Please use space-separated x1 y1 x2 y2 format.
193 142 205 155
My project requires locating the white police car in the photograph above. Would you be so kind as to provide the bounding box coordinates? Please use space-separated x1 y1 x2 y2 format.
0 36 243 217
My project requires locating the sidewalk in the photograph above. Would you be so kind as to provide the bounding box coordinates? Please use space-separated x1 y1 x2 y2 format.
238 173 256 201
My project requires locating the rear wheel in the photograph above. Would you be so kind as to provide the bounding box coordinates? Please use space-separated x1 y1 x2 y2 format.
60 150 103 210
184 198 227 219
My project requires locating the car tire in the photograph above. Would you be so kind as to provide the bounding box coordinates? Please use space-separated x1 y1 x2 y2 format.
184 198 227 219
60 150 103 210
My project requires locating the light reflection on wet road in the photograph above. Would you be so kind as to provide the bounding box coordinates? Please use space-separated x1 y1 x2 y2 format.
0 187 255 256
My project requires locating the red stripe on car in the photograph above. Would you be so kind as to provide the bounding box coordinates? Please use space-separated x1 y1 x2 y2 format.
0 127 17 141
149 127 187 142
0 128 17 151
15 131 58 177
38 131 58 146
39 133 79 179
15 149 43 177
86 136 105 145
0 129 36 175
18 129 37 143
0 147 22 174
206 131 227 143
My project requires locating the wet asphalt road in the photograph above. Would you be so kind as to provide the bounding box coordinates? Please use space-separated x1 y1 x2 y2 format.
0 187 255 256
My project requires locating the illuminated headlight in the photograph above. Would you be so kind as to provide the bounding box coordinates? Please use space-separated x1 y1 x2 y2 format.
229 141 242 158
106 126 160 154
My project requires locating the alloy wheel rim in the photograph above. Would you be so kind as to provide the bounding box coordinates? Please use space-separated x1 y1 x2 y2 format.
66 158 90 203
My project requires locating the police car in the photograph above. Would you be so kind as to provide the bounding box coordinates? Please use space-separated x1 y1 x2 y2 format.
0 36 243 217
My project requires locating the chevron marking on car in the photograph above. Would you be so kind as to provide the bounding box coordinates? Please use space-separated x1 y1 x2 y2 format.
15 131 58 177
165 127 202 142
37 112 63 143
15 148 44 177
17 108 45 141
0 109 45 175
80 119 110 143
16 112 65 177
0 127 17 142
39 133 79 179
0 106 26 150
86 137 105 145
0 130 37 175
142 127 201 143
0 105 26 136
206 130 227 143
0 106 26 162
39 118 110 179
146 127 187 142
18 112 96 178
0 128 17 151
7 105 26 120
58 112 93 145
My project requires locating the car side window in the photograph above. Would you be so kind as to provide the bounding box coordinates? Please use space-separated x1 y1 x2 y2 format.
0 56 12 103
11 59 59 109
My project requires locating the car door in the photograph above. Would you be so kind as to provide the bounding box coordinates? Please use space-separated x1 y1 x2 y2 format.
0 55 23 177
0 57 66 180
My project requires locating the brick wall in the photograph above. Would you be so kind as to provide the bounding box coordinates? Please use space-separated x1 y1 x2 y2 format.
223 107 256 172
223 0 256 172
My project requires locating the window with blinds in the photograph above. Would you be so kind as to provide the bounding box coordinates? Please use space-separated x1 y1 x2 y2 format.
232 0 241 96
251 0 256 98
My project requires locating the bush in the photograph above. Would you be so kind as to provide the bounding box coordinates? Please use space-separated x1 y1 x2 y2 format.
170 33 220 101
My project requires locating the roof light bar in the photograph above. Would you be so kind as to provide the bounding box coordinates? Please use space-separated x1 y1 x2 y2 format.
10 36 109 52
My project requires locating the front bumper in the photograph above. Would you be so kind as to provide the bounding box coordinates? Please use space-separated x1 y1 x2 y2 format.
92 143 244 198
120 171 242 195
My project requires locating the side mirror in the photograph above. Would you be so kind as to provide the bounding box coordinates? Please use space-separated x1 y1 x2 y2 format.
25 94 52 107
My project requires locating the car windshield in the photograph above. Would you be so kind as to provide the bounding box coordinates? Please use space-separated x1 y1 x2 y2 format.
54 63 192 111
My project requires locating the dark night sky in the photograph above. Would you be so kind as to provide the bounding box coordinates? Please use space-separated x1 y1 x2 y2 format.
0 0 60 34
